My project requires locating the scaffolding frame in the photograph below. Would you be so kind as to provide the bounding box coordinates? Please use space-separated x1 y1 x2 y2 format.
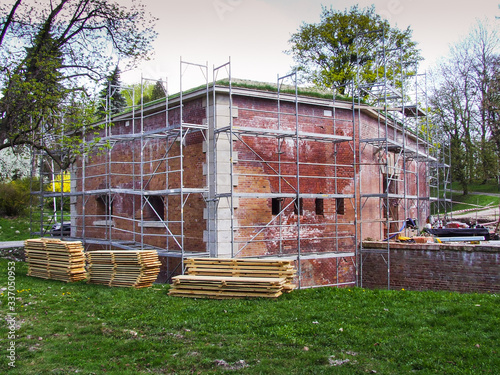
30 53 449 289
30 109 74 238
355 30 451 289
56 60 211 281
30 149 69 238
210 64 357 288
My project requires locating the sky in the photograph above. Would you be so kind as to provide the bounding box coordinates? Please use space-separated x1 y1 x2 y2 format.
120 0 500 92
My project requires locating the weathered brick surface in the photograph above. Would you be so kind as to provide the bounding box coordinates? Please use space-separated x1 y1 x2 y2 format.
361 242 500 293
74 98 206 252
228 96 359 286
298 257 356 288
74 89 431 286
233 97 356 261
358 110 429 241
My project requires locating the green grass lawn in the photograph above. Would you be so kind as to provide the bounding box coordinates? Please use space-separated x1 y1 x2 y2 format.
451 181 500 194
1 259 498 374
0 211 70 241
0 217 32 241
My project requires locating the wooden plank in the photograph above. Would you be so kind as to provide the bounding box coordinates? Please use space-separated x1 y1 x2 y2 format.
173 281 284 289
187 270 295 277
172 284 283 292
25 238 86 283
186 257 293 263
86 249 160 289
173 275 286 283
168 289 283 299
169 257 297 299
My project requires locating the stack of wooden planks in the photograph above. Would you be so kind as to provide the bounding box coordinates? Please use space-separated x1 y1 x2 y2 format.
86 250 161 288
168 258 297 299
25 238 86 282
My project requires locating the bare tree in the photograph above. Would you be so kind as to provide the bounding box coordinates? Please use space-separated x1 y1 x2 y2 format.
486 56 500 153
0 0 157 169
430 20 500 194
469 22 500 183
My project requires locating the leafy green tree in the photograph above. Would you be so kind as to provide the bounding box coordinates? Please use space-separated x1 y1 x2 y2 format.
1 24 68 164
287 5 422 96
121 81 159 107
149 80 167 102
136 80 167 105
0 0 157 169
96 66 127 118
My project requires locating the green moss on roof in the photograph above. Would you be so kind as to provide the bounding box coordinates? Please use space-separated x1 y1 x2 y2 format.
116 78 356 116
215 78 353 102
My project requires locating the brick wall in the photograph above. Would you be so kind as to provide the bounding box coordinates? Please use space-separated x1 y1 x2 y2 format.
298 257 356 288
74 88 432 287
357 110 430 241
361 242 500 293
74 98 207 252
228 95 358 286
232 96 356 260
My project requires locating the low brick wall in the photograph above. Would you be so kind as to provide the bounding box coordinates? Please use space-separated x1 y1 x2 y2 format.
361 241 500 293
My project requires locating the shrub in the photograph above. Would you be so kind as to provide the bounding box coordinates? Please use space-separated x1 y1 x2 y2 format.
0 178 32 217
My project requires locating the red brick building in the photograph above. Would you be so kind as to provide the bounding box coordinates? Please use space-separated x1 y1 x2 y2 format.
71 76 433 287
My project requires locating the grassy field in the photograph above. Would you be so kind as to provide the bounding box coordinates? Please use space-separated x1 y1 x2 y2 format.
0 217 33 242
0 258 498 374
451 181 500 194
0 211 70 242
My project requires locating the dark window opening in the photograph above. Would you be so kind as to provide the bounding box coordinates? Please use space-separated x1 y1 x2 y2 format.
272 198 283 215
336 197 345 215
97 195 113 217
315 198 324 216
383 173 398 195
145 195 164 221
294 198 303 215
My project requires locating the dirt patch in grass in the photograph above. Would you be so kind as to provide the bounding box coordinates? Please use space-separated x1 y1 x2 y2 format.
0 246 25 262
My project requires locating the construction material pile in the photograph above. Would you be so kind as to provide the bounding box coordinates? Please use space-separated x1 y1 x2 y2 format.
86 250 161 288
25 238 86 282
169 258 296 299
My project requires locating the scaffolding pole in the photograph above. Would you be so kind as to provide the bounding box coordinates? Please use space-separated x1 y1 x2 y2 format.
356 30 451 289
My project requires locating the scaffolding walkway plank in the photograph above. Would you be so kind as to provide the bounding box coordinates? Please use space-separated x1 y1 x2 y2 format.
168 257 297 299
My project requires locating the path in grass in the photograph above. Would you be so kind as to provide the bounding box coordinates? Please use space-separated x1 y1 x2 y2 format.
448 191 500 224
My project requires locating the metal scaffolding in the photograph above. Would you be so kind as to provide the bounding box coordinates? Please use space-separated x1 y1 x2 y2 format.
30 53 448 289
355 31 451 289
64 59 359 287
57 60 210 281
29 111 72 238
29 149 70 238
210 65 357 288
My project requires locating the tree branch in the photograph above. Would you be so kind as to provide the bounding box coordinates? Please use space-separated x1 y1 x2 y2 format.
0 0 22 47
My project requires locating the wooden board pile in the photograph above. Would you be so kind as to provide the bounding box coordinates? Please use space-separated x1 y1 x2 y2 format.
86 250 161 288
25 238 86 282
169 258 296 299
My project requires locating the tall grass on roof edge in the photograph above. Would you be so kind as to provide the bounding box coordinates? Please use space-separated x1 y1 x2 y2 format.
118 79 355 116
